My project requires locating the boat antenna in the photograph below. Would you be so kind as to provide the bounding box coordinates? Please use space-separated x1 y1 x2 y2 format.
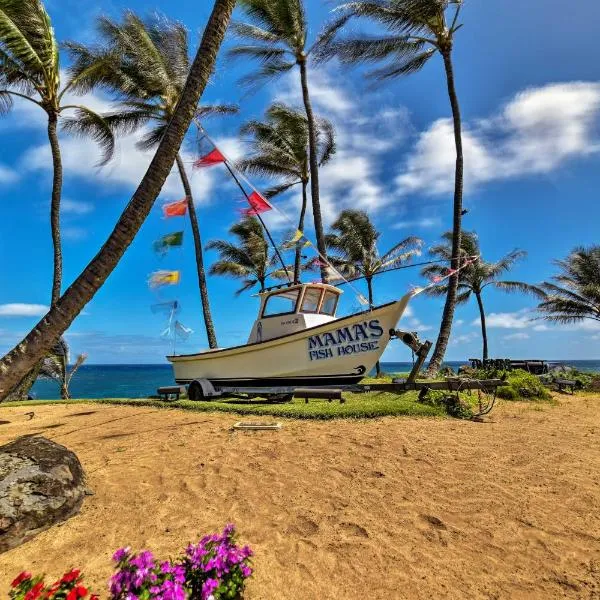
194 121 292 284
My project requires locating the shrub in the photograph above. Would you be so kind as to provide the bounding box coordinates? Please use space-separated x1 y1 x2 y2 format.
9 569 97 600
496 369 552 401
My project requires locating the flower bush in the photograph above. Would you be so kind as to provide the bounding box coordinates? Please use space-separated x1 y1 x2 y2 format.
9 525 253 600
9 569 98 600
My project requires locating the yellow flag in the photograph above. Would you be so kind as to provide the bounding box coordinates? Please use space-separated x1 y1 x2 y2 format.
149 270 180 288
290 229 304 243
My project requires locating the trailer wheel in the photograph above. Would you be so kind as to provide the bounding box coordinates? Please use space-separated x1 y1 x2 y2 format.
188 380 204 401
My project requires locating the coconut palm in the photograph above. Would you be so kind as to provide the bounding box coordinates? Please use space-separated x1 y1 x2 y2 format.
536 246 600 325
206 217 291 294
326 210 422 375
228 0 340 283
0 0 236 401
421 231 542 361
0 0 115 305
237 103 335 283
64 13 236 350
318 0 466 375
39 338 87 400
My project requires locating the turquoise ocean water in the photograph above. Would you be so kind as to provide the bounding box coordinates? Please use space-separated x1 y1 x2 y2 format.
29 360 600 400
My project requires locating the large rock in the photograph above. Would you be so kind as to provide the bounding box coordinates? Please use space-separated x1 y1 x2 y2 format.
0 436 88 553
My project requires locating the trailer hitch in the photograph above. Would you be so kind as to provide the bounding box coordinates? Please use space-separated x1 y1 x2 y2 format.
389 329 433 383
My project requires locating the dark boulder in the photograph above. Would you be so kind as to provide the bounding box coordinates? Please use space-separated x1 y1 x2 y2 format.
0 436 88 553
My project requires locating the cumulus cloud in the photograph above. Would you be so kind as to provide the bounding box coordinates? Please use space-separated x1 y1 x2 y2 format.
397 82 600 196
0 303 48 317
473 309 600 333
393 216 442 230
61 199 94 215
503 332 530 341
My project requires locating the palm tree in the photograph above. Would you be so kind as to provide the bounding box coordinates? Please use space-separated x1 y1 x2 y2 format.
64 13 236 350
206 217 291 294
536 246 600 325
0 0 115 306
421 231 542 361
0 0 236 401
227 0 337 282
326 209 422 375
318 0 466 376
39 338 87 400
237 102 335 282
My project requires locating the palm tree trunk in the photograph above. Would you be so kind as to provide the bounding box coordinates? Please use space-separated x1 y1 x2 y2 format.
294 180 308 283
475 291 488 362
0 0 236 401
48 111 63 306
426 48 464 376
175 153 218 349
298 58 328 283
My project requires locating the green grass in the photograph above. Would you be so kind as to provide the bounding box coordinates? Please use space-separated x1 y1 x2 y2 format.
2 390 446 420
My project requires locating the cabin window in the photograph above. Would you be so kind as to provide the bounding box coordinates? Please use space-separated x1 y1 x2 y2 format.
262 289 300 317
301 287 323 313
320 291 339 316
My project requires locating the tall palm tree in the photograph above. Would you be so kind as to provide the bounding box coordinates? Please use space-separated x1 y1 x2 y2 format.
421 231 542 361
318 0 466 376
0 0 115 306
237 102 335 282
0 0 236 401
39 338 87 400
326 209 422 375
206 217 290 294
536 246 600 325
227 0 337 282
64 13 235 350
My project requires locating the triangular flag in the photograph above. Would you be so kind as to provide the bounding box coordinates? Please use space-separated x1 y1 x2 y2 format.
242 191 272 216
174 321 193 339
290 229 304 243
163 198 188 218
194 148 226 168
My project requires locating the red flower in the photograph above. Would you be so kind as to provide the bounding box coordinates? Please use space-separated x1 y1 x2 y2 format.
90 595 99 600
11 572 32 588
60 570 81 584
24 582 44 600
66 586 88 600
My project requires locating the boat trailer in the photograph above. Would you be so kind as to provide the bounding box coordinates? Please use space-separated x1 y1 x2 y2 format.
159 330 507 417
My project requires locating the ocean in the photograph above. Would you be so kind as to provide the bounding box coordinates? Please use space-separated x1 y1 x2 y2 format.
29 360 600 400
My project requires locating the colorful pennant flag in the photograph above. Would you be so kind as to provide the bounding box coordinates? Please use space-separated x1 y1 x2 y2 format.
242 191 272 216
153 231 184 256
194 147 226 168
163 198 188 218
149 270 181 288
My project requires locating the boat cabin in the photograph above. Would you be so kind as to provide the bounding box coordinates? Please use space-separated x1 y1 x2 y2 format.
247 283 342 344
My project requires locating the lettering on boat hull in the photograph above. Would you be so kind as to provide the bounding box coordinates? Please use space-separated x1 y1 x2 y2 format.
308 319 384 361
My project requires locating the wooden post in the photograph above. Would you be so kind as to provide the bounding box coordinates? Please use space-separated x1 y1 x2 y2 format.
406 341 433 384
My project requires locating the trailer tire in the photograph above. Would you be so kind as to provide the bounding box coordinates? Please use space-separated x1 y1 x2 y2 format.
188 380 204 401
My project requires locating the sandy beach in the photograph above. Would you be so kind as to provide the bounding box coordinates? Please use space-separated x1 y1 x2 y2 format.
1 396 599 599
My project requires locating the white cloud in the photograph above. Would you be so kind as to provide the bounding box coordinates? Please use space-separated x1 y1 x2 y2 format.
396 82 600 196
480 311 533 329
394 217 442 229
503 332 530 340
61 199 94 215
0 164 18 184
451 332 478 345
0 303 48 317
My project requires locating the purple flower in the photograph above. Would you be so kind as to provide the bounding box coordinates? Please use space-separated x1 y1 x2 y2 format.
201 578 219 600
113 546 131 562
240 565 252 578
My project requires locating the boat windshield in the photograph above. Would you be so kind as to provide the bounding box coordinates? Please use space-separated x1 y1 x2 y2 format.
301 287 322 313
320 290 339 316
262 289 300 317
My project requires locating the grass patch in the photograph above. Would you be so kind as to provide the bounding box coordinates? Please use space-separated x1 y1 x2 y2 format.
2 390 446 420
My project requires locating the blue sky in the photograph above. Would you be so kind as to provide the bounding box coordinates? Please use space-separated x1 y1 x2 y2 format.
1 0 599 364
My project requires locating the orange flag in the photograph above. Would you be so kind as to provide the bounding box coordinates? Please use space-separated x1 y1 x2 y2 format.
242 191 272 216
194 148 226 168
163 198 188 218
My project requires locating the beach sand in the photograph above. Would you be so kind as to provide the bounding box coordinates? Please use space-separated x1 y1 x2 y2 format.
0 396 599 599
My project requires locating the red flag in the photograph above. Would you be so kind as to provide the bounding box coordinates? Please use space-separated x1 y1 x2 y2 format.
193 148 226 168
242 191 272 216
431 275 443 283
163 198 188 218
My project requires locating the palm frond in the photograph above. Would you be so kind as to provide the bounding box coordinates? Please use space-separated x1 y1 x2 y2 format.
492 281 546 299
60 105 115 165
137 122 168 151
196 103 239 119
367 47 435 81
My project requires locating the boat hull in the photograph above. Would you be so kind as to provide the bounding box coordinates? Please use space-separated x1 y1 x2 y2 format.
168 294 412 387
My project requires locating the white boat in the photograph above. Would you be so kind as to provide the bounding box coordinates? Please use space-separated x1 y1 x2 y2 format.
168 282 414 390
